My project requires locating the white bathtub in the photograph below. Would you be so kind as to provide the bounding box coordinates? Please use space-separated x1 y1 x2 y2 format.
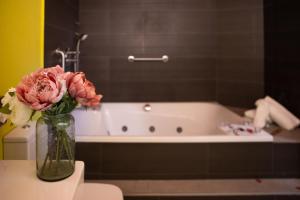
73 102 273 143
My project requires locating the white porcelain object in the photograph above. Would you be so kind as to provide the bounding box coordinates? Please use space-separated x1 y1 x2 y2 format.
72 107 107 136
75 183 123 200
3 103 274 162
3 121 36 159
75 102 273 143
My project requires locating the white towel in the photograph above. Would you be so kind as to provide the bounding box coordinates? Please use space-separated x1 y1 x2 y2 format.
244 106 272 124
245 109 272 123
264 96 300 130
244 109 256 119
254 99 270 128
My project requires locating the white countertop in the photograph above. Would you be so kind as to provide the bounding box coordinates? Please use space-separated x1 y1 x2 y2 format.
0 160 84 200
75 183 123 200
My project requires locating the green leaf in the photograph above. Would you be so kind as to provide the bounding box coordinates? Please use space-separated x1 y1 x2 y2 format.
44 94 78 115
0 104 11 114
30 110 36 120
8 92 15 97
31 111 41 120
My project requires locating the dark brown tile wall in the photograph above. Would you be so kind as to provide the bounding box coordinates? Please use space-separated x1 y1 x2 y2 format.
124 195 299 200
102 143 209 179
274 143 300 178
76 143 209 179
76 143 103 178
264 0 300 117
44 0 79 70
79 0 264 107
216 0 264 107
209 143 273 178
75 142 300 180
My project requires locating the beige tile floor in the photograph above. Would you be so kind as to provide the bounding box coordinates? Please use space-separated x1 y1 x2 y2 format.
88 179 300 196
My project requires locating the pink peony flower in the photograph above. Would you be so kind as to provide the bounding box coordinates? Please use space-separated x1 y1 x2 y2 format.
16 65 66 111
65 72 102 107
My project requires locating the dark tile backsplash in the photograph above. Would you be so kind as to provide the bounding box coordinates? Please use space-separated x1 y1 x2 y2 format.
44 0 79 70
124 196 297 200
101 143 209 179
76 142 300 180
216 0 264 107
209 143 273 178
44 0 300 115
216 81 264 108
124 195 299 200
273 143 300 177
264 0 300 117
78 0 264 107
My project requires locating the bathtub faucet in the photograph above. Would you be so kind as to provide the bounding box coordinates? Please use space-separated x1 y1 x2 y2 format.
143 104 151 112
55 33 88 72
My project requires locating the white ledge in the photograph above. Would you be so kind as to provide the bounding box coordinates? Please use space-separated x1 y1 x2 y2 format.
0 160 84 200
76 134 273 143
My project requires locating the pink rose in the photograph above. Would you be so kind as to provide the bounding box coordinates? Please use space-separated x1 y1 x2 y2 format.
44 65 64 75
65 72 102 107
16 65 66 111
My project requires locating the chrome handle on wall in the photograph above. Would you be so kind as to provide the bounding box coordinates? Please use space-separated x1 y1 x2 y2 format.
128 55 169 63
54 49 66 71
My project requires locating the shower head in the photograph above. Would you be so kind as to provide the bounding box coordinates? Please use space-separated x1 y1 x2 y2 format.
75 33 88 53
74 33 88 72
76 33 88 41
79 33 88 41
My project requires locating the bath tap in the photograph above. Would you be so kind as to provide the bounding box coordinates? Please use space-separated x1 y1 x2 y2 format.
53 33 88 72
63 33 88 72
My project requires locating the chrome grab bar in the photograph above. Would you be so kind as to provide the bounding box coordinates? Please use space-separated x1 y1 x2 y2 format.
54 49 66 71
128 55 169 63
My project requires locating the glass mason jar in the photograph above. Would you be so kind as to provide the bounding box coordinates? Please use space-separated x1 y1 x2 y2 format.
36 113 75 181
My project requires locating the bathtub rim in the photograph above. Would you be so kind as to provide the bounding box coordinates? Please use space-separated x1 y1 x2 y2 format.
75 134 273 143
74 102 274 143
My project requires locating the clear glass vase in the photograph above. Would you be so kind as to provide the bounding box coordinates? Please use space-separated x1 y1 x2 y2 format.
36 113 75 181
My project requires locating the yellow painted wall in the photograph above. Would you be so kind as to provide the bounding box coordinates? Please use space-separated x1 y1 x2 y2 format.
0 0 44 95
0 0 44 159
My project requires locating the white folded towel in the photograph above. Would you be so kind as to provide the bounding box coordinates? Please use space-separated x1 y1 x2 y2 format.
244 109 256 119
264 96 300 130
253 99 270 129
244 96 300 130
245 106 272 124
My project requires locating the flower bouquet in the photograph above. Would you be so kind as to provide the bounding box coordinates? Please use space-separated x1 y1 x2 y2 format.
0 65 102 181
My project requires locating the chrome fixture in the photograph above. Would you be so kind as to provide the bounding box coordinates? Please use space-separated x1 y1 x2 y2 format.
54 33 88 72
74 33 88 72
65 33 88 72
54 49 66 71
143 104 151 112
128 55 169 63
